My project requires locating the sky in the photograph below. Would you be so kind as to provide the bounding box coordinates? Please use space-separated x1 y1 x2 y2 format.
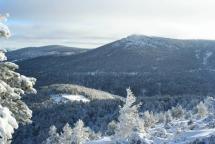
0 0 215 50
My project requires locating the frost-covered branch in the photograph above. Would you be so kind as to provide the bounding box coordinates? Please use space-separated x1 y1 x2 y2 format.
0 14 36 143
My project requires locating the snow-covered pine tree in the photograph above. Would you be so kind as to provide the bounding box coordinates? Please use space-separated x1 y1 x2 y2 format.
143 111 157 128
171 105 184 119
106 120 117 136
164 110 172 124
114 88 144 141
204 97 215 115
71 120 90 144
157 112 166 123
59 123 73 144
44 120 91 144
196 101 208 117
44 126 60 144
0 14 36 143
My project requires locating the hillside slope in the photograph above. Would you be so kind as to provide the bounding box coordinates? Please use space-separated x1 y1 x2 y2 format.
17 35 215 96
13 84 123 144
6 45 88 61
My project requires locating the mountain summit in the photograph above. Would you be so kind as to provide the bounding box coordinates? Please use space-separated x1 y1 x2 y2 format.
16 35 215 96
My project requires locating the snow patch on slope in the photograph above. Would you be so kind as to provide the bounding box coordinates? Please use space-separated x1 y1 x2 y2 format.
51 94 90 104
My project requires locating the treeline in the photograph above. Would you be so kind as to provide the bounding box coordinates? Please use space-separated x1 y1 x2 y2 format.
12 84 215 143
42 89 215 144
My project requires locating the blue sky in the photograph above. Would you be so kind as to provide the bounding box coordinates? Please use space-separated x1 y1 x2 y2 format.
1 0 215 49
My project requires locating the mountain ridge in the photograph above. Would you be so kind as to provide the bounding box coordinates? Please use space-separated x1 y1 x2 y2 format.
16 35 215 96
6 45 88 62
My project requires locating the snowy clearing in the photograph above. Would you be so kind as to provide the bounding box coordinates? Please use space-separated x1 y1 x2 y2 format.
51 94 90 103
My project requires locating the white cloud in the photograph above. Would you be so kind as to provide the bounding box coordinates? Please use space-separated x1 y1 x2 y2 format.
1 0 215 49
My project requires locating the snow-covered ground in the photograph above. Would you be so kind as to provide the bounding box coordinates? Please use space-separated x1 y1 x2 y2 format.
147 117 215 144
87 137 112 144
203 51 213 65
51 94 90 103
44 90 215 144
87 97 215 144
88 117 215 144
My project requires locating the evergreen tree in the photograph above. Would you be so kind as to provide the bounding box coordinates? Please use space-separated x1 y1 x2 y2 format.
44 126 60 144
143 111 157 128
59 123 73 144
44 120 91 144
196 101 208 117
0 14 36 143
114 88 144 140
71 120 90 144
204 97 215 115
165 110 172 124
106 121 117 136
171 105 184 119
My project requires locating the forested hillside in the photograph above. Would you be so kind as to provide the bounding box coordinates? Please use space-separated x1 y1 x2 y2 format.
13 84 123 144
17 35 215 97
6 45 88 62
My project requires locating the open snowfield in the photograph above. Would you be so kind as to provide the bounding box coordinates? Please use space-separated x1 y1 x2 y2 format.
51 94 90 103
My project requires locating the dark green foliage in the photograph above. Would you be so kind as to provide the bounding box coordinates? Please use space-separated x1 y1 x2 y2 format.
12 85 122 144
11 84 215 144
138 94 214 113
16 36 215 97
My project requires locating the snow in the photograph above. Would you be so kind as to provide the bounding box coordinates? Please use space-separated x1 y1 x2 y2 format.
0 51 7 61
0 105 18 139
113 35 179 50
203 51 213 65
167 129 215 144
122 35 150 48
188 129 215 138
86 137 112 144
46 94 215 144
87 97 215 144
62 94 90 102
144 115 215 144
89 118 215 144
51 94 90 103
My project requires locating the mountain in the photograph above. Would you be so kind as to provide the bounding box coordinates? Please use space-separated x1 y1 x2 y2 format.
16 35 215 97
13 84 123 144
6 45 88 61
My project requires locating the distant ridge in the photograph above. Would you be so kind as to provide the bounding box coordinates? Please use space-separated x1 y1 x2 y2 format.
6 45 88 62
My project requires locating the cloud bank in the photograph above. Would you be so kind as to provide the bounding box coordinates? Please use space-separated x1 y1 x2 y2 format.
0 0 215 49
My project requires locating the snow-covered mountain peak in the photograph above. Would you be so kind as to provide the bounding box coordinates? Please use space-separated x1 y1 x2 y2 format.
112 34 154 49
111 34 181 50
125 34 150 40
123 34 152 43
